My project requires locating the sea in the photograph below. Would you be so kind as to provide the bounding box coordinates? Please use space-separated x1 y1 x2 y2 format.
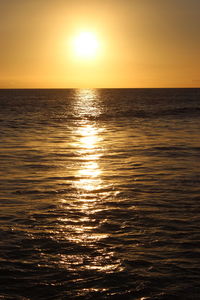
0 88 200 300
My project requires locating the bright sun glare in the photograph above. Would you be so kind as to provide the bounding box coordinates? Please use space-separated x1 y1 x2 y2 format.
73 32 99 59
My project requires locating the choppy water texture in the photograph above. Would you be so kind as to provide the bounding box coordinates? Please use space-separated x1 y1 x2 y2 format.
0 88 200 300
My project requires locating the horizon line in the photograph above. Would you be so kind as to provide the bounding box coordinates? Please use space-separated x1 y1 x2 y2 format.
0 86 200 90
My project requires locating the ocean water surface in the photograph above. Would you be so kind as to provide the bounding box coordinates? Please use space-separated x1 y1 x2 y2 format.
0 88 200 299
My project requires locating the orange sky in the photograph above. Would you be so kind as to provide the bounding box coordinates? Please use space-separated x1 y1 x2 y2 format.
1 0 200 88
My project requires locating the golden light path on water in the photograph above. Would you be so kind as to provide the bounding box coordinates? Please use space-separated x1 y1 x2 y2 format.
73 89 103 194
75 124 102 192
57 89 120 273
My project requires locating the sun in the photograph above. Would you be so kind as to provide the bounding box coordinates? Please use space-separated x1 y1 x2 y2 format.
72 31 99 60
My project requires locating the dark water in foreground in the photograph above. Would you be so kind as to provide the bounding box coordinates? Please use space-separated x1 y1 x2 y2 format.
0 88 200 300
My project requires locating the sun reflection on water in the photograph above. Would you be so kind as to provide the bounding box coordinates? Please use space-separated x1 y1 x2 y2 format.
74 89 102 118
79 125 100 149
60 89 106 243
54 90 122 273
72 90 103 193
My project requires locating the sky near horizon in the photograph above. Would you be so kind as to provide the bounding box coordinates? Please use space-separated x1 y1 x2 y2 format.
1 0 200 88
